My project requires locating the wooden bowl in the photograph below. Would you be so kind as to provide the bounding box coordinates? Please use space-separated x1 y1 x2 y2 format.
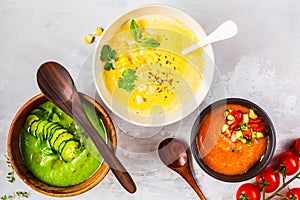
7 93 117 197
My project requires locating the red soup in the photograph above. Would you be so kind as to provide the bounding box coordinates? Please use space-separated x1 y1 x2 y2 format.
197 104 268 175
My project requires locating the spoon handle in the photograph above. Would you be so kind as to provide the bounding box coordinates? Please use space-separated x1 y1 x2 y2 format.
71 91 137 193
181 20 238 55
180 165 206 200
37 62 136 193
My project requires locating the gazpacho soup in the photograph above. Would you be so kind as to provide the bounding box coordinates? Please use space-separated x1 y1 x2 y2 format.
197 104 268 175
20 101 107 187
97 14 204 117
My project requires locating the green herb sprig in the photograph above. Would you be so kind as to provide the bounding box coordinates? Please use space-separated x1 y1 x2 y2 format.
5 155 15 183
100 44 117 71
118 69 137 92
130 19 160 48
0 191 28 200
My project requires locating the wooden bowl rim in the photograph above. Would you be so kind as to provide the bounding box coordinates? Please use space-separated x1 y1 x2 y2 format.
7 93 117 197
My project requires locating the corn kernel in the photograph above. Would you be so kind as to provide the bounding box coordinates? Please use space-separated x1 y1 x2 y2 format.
83 34 95 44
132 55 145 65
93 27 103 36
136 95 144 104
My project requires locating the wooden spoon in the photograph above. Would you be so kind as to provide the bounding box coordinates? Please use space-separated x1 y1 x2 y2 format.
158 138 206 200
36 61 136 193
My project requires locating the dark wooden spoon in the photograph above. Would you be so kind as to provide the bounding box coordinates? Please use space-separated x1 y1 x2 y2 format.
158 138 206 200
37 61 136 193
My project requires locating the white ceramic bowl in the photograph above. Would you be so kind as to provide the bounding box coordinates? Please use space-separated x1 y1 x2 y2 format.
92 5 215 127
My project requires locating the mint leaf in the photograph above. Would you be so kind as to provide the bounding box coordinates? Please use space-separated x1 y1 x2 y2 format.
130 19 160 48
130 19 142 42
139 38 160 48
118 69 137 92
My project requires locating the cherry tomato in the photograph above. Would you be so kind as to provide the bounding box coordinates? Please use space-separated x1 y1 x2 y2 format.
276 151 299 176
256 167 280 193
236 183 260 200
286 188 300 200
295 138 300 156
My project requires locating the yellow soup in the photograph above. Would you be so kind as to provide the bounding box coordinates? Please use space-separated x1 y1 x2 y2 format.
100 15 203 116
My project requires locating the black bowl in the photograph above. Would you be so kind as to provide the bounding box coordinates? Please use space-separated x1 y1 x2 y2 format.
190 98 276 182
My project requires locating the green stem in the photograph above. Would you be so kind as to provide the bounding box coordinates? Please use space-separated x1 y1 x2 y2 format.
264 171 300 200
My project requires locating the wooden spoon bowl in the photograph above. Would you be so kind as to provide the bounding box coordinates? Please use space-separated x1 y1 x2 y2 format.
158 138 206 200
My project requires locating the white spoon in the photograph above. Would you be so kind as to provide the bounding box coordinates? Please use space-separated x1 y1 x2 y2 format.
181 20 238 55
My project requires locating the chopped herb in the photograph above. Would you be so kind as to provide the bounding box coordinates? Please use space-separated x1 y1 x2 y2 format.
130 19 160 48
247 139 253 145
5 155 15 183
1 191 28 200
232 149 241 154
100 44 117 71
118 69 137 92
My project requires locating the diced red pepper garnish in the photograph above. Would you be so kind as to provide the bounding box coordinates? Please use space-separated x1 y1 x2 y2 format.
233 111 243 122
221 108 266 144
255 125 265 133
249 119 262 124
242 129 252 140
229 121 240 131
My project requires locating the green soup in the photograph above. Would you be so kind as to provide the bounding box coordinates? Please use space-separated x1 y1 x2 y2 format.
20 101 107 187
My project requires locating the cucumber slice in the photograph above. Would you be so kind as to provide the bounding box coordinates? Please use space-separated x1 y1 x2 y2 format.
29 120 42 137
24 114 39 131
35 121 48 141
48 125 63 141
60 139 80 162
31 107 46 114
42 122 53 140
31 107 48 119
53 132 74 151
50 129 68 147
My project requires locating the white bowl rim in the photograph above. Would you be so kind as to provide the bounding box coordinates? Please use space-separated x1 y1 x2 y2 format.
92 4 215 127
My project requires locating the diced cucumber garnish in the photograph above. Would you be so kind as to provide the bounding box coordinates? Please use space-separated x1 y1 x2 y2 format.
249 109 258 119
243 114 249 124
235 130 243 140
256 132 264 138
226 114 235 121
221 124 229 133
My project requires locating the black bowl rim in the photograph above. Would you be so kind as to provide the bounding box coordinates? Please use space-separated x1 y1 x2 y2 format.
190 98 276 182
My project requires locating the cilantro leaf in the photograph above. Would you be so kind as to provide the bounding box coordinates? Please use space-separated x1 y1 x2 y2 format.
130 19 142 42
100 44 117 71
104 62 114 71
118 69 137 92
139 38 160 48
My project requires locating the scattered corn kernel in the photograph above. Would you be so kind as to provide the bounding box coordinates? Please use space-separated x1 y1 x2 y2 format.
136 95 144 104
93 27 103 36
83 34 95 44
